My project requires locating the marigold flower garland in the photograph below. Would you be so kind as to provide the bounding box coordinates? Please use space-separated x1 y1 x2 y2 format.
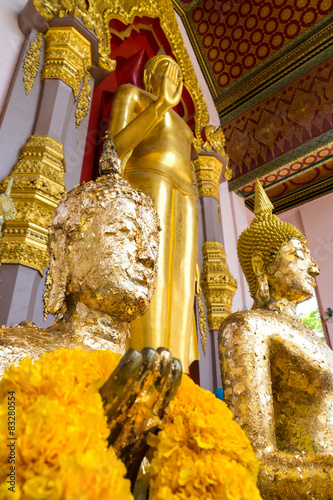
147 375 262 500
0 349 133 500
0 349 261 500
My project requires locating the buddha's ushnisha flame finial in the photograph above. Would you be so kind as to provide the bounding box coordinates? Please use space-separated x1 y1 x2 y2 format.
157 46 166 56
99 131 123 177
253 178 274 216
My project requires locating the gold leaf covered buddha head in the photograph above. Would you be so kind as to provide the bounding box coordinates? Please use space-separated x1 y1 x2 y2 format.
238 179 319 307
47 135 160 322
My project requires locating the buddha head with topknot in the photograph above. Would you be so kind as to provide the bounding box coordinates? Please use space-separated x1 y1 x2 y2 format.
238 179 319 308
143 52 182 95
47 133 160 322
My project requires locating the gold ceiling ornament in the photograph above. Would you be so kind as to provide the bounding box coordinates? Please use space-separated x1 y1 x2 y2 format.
75 71 92 127
200 241 237 331
0 135 66 275
32 0 209 140
42 26 92 98
202 125 232 180
215 19 333 118
193 155 223 201
23 32 44 95
238 178 304 298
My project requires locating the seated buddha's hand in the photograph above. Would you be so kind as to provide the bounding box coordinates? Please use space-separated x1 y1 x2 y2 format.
99 347 182 483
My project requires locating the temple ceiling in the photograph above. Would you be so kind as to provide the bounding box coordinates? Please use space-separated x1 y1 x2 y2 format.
173 0 333 213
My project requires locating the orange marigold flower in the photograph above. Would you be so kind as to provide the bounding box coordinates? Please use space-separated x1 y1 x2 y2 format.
1 350 262 500
0 349 131 500
147 375 262 499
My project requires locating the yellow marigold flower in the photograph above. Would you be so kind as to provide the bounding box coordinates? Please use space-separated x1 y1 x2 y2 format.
147 375 262 499
0 349 132 500
1 349 262 500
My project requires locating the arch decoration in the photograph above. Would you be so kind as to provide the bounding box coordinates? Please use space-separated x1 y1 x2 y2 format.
32 0 209 140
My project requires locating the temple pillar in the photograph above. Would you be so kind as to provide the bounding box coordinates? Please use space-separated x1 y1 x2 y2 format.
194 147 237 392
219 183 254 313
0 1 101 327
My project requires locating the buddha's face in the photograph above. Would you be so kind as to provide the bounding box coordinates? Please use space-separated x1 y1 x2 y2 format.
266 238 319 304
66 197 159 321
149 59 181 96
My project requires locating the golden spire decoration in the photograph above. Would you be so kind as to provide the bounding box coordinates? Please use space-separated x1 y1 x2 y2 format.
99 132 123 177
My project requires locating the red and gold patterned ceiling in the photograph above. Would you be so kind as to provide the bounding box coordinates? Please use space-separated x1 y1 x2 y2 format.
173 0 333 212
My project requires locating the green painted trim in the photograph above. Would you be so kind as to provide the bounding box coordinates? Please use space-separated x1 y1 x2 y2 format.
172 0 188 15
240 155 333 199
229 130 333 192
172 0 201 14
187 0 203 13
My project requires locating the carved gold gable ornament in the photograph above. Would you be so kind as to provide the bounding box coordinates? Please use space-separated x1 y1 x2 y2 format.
32 0 209 139
23 27 93 128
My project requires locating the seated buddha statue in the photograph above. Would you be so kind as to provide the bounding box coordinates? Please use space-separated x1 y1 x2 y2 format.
219 179 333 499
0 134 182 480
0 135 262 499
0 133 162 376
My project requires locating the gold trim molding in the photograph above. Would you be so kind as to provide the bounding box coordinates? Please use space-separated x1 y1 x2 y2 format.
200 241 237 331
75 72 92 127
0 136 66 275
202 126 232 181
197 289 207 355
23 32 44 95
32 0 209 140
202 125 226 154
194 155 223 200
42 26 92 98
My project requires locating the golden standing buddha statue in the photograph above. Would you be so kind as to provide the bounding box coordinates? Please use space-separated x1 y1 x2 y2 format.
108 55 199 372
219 179 333 499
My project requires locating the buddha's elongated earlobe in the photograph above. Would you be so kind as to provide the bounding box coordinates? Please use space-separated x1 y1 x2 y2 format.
252 252 270 306
143 69 151 93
